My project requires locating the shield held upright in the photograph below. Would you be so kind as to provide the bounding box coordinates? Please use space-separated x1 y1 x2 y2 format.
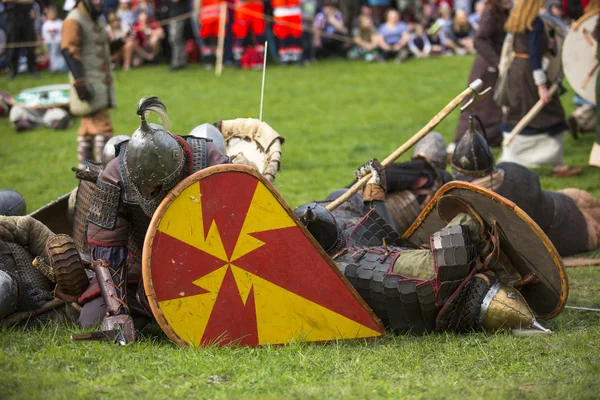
143 164 385 347
403 182 568 321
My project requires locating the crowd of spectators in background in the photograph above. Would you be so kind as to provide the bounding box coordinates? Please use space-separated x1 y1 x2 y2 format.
0 0 590 75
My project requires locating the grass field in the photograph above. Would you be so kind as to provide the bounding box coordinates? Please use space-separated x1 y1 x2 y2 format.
1 57 600 399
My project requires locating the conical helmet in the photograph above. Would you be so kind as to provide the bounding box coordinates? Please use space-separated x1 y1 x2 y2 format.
124 97 185 199
412 131 447 169
189 123 226 155
451 115 495 181
102 135 130 167
294 203 339 253
479 281 551 335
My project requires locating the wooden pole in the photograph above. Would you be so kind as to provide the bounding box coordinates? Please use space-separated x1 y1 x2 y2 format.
259 41 268 122
504 82 560 147
326 80 485 212
215 2 227 78
563 257 600 267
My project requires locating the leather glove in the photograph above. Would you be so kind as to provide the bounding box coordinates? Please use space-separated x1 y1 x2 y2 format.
354 158 387 192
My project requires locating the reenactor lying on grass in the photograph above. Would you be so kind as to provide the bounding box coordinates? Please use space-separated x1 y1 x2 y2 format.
0 213 89 325
295 157 565 336
450 116 600 257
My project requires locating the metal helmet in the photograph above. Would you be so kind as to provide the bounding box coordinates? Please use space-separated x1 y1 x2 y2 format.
102 135 130 167
0 269 18 319
412 131 447 169
294 203 339 252
189 123 227 155
480 281 551 335
451 115 495 181
124 97 185 200
0 189 26 216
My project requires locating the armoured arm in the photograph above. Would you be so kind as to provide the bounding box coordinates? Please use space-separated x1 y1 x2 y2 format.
354 159 395 227
86 170 136 342
61 19 92 101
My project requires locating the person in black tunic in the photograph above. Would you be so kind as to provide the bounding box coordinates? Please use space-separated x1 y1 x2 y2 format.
4 0 40 79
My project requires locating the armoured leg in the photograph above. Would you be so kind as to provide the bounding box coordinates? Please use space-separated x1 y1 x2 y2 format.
77 136 94 170
43 234 89 298
92 256 136 342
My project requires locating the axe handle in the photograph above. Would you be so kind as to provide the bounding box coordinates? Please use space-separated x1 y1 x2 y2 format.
504 82 560 147
326 84 479 212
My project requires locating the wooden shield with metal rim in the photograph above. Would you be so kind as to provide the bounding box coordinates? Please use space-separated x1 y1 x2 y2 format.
143 164 385 347
10 84 70 109
403 182 567 321
562 10 600 105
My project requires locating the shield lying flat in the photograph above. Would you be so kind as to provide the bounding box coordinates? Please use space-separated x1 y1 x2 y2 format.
10 84 70 109
143 164 384 347
562 10 599 105
403 182 567 321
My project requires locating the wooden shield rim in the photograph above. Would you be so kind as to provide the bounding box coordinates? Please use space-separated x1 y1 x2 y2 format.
142 164 385 347
402 181 568 320
562 9 600 105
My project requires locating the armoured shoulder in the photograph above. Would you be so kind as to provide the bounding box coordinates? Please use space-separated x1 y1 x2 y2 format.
87 159 122 230
184 136 210 173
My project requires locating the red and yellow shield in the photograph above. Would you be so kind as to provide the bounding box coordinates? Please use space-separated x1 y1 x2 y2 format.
143 165 384 347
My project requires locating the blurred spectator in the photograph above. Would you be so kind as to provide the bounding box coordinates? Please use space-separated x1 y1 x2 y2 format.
0 28 6 71
368 0 391 26
313 1 348 58
376 8 410 60
453 0 471 12
41 5 67 72
547 0 568 24
5 0 38 79
435 1 452 32
445 9 474 54
118 0 136 29
340 0 361 33
106 11 134 68
427 22 447 54
420 2 436 28
468 1 484 30
167 0 188 71
302 0 317 63
408 23 431 58
128 11 164 69
135 0 155 18
349 13 380 61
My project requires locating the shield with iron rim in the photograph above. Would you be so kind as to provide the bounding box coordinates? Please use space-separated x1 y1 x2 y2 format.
403 182 567 321
562 9 600 105
142 164 385 347
9 84 70 109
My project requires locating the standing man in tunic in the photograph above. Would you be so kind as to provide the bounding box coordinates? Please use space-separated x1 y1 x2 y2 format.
61 0 117 169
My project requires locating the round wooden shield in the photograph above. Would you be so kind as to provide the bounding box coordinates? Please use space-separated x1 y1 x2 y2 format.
10 84 70 109
142 164 385 347
562 10 600 105
403 182 567 321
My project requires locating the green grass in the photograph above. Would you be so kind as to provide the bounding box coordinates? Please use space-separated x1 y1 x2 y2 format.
1 58 600 399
